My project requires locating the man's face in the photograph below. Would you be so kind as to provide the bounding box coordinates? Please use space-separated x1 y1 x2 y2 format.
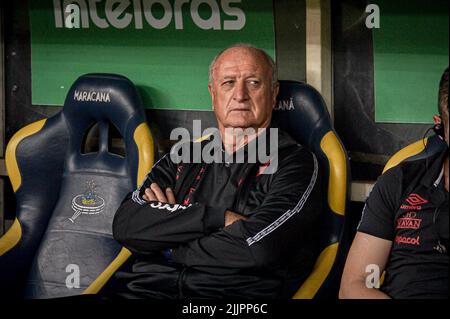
208 48 279 131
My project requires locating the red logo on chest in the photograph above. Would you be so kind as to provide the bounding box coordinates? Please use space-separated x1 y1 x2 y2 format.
256 161 271 177
396 211 422 230
400 193 428 210
405 193 428 206
395 235 420 246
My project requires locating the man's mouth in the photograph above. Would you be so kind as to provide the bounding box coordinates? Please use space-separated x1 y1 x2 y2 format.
229 108 250 112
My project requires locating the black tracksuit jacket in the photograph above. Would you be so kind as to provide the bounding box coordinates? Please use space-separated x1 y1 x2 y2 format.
109 130 322 299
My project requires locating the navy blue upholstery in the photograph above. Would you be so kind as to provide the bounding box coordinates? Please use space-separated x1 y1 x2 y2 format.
383 134 447 174
407 135 448 161
273 80 351 299
0 74 151 298
274 81 333 150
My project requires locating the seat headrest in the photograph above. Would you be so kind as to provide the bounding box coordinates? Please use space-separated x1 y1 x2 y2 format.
273 80 332 151
62 73 146 156
63 73 145 136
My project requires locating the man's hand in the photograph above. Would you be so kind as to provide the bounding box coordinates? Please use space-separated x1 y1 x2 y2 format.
225 210 248 226
142 183 176 204
142 184 245 226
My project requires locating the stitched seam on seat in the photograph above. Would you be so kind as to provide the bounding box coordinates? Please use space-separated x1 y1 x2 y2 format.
63 171 129 178
47 228 114 239
26 280 88 289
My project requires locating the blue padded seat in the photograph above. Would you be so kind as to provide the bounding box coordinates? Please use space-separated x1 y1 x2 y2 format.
0 74 154 298
273 80 351 299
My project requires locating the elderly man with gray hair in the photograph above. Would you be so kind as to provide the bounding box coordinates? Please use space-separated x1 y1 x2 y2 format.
103 44 322 299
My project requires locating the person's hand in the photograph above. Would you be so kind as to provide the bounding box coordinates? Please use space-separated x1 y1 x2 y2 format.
225 210 248 226
142 183 176 204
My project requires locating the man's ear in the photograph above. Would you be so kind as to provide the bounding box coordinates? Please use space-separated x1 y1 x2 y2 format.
433 114 442 125
208 83 215 111
272 82 280 107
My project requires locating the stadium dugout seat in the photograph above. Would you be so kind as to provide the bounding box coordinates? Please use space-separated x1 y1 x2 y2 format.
272 80 351 299
383 134 447 174
0 74 154 298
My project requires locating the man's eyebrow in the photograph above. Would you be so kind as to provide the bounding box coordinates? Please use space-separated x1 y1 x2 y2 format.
219 75 237 81
220 74 261 80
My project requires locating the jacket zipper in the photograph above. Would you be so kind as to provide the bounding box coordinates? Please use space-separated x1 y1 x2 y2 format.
235 163 258 214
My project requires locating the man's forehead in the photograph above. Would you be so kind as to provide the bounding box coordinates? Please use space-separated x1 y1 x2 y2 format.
213 48 269 77
216 63 262 76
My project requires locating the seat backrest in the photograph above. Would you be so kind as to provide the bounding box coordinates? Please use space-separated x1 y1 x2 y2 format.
383 134 447 173
0 74 154 298
272 80 350 299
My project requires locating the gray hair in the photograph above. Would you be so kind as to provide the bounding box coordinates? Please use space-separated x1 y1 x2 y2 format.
208 43 278 88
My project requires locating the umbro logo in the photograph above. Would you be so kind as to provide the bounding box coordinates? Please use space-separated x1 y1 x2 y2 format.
405 193 428 206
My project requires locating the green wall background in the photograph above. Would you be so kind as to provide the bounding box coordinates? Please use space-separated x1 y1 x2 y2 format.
30 0 275 110
373 0 449 124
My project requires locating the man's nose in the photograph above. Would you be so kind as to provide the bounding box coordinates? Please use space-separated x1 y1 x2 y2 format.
233 81 249 102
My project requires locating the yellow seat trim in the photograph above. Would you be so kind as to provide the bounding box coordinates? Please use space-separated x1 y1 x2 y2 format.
0 119 47 256
383 138 428 174
134 123 154 185
83 248 132 294
380 271 386 286
1 120 46 256
0 219 22 257
84 122 154 294
293 243 338 299
5 119 47 192
320 132 346 215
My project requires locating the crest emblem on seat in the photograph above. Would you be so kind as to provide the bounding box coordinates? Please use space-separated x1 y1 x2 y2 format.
69 181 105 223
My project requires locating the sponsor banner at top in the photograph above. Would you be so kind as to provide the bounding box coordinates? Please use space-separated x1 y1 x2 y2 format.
53 0 247 30
30 0 275 110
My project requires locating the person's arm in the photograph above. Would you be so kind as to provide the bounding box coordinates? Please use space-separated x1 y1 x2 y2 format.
339 166 402 299
171 148 321 270
339 232 392 299
113 154 227 255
